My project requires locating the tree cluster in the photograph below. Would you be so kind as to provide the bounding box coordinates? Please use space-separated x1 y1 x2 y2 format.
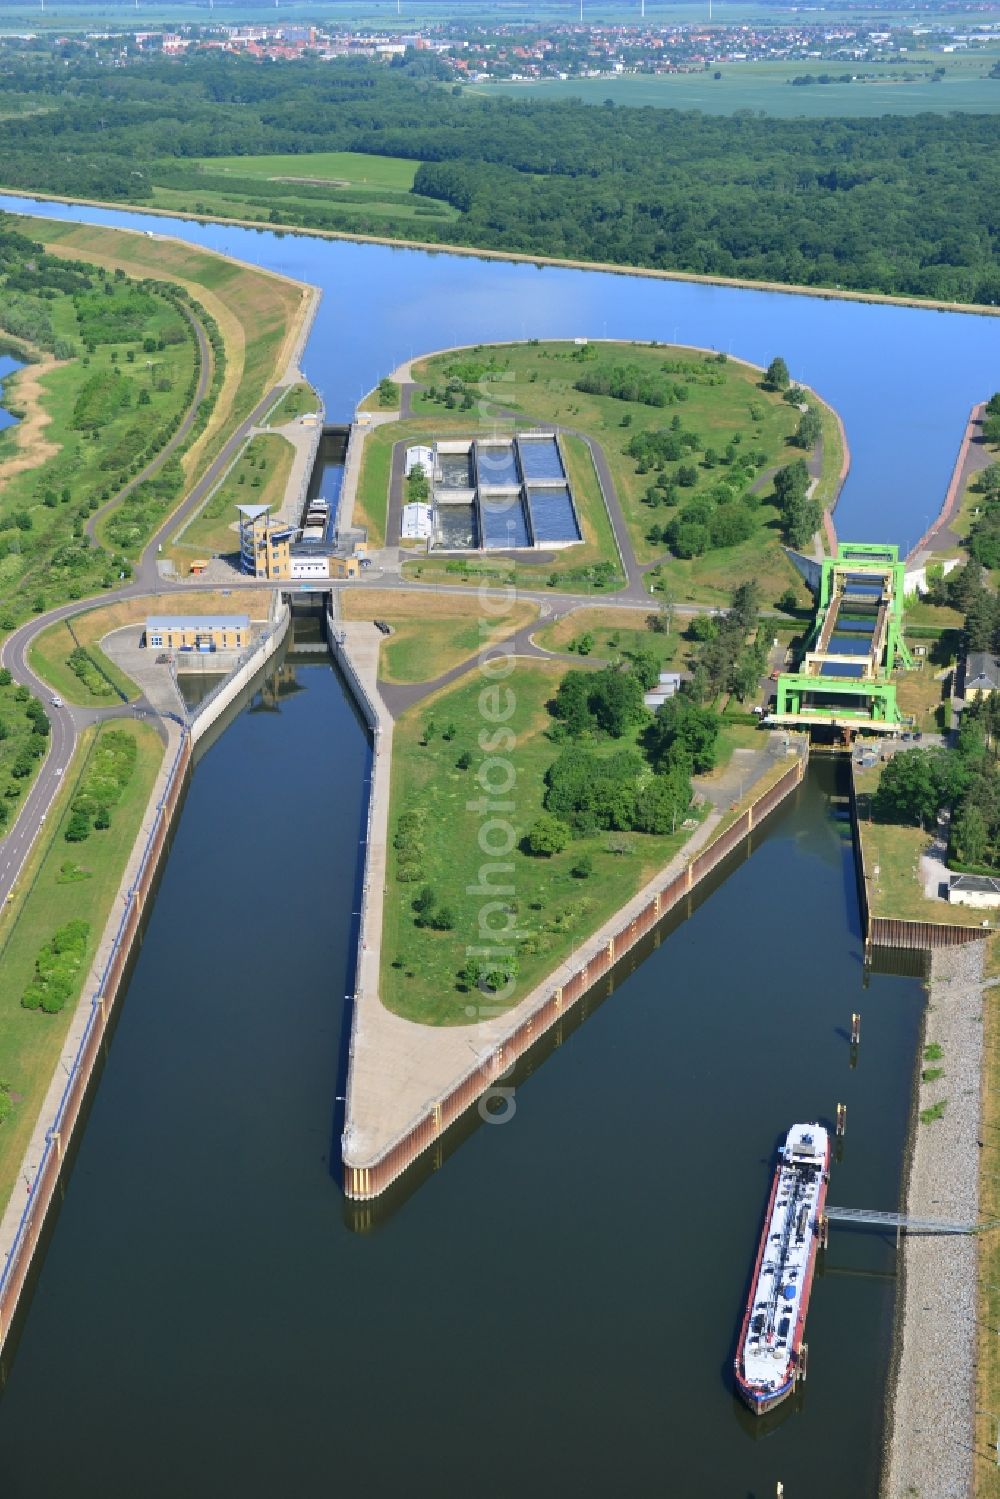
2 55 1000 302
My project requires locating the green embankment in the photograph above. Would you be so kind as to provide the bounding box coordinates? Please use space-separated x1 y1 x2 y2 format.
29 618 138 706
174 430 295 564
382 661 702 1025
264 382 321 426
0 720 163 1216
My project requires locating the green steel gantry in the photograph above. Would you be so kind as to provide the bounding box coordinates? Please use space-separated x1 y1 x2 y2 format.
771 542 913 734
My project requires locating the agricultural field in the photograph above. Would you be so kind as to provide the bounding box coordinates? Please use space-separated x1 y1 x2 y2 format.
476 52 1000 117
147 150 458 234
195 151 419 191
0 720 163 1216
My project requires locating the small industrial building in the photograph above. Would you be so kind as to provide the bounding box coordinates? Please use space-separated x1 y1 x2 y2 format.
145 615 250 652
405 445 434 478
401 502 433 540
947 873 1000 909
964 651 1000 700
644 672 682 710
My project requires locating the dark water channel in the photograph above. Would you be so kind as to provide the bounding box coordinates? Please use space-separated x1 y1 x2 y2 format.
0 649 924 1498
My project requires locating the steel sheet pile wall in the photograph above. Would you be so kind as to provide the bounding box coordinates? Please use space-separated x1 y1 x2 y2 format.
849 761 987 952
345 753 806 1201
0 732 192 1356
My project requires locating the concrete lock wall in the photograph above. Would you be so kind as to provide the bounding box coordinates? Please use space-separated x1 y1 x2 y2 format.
189 599 291 745
0 730 193 1358
343 752 809 1203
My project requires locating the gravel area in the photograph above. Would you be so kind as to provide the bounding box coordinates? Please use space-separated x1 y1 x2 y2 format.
883 941 985 1499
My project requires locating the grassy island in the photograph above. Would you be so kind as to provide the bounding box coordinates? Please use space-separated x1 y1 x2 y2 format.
371 339 840 605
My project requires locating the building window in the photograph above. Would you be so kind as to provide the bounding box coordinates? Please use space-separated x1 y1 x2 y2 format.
150 634 163 647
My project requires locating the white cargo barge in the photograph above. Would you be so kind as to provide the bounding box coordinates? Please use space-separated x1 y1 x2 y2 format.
734 1122 830 1414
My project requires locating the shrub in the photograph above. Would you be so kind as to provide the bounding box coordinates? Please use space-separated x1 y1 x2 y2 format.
21 919 90 1014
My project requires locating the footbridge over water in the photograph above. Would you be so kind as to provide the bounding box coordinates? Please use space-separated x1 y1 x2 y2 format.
769 542 914 736
825 1205 992 1236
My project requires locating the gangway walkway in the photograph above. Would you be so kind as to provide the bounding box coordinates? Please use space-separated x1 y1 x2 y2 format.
825 1204 990 1235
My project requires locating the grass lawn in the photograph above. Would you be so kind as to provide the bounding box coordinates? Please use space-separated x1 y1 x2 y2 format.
194 151 420 191
173 430 295 563
854 765 989 927
352 413 474 548
894 662 953 730
382 659 703 1025
341 590 538 684
30 618 138 705
534 605 680 667
409 340 824 602
264 382 322 426
0 278 196 617
0 720 163 1217
905 597 966 630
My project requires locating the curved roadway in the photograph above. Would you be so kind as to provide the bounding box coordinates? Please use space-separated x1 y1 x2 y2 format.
0 316 297 907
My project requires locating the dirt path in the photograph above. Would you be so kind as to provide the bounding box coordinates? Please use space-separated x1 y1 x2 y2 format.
0 356 65 484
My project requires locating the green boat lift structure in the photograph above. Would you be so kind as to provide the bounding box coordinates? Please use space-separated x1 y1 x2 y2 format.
770 542 914 736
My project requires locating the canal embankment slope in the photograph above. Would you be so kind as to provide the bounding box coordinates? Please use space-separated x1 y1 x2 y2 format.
882 941 985 1499
7 187 1000 322
0 718 187 1356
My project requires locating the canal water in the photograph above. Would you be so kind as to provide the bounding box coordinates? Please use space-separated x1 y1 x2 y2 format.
1 192 998 551
0 648 922 1498
0 197 979 1491
0 354 23 435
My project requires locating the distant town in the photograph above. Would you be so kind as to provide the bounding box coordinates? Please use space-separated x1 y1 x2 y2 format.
3 13 1000 74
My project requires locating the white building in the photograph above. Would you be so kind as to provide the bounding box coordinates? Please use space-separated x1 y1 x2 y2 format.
291 555 330 580
402 502 433 540
947 874 1000 910
405 446 434 479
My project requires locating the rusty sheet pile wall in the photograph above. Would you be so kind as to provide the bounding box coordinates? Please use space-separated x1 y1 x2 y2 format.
345 752 806 1201
849 762 987 953
0 731 192 1355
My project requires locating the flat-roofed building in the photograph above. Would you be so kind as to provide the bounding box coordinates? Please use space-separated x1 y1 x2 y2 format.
145 615 250 652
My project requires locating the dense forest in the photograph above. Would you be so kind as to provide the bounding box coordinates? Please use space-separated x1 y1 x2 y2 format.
1 52 1000 301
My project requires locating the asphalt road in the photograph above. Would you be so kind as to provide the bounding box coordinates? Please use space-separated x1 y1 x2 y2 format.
0 352 294 911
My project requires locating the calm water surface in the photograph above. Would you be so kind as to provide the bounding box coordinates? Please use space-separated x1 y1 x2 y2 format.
0 654 922 1498
0 200 967 1494
1 191 999 549
0 355 22 434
